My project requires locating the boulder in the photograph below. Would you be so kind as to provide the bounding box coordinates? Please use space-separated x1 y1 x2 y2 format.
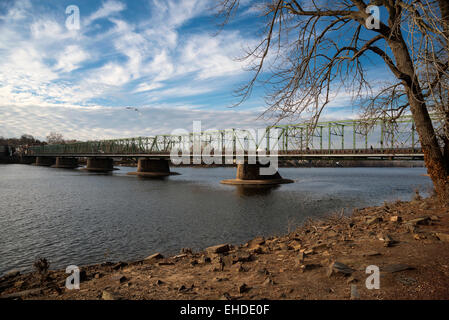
327 261 355 277
206 244 230 254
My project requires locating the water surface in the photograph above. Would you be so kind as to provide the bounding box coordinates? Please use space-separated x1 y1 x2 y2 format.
0 164 431 275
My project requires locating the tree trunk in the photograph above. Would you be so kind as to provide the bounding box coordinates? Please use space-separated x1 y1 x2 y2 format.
387 34 449 204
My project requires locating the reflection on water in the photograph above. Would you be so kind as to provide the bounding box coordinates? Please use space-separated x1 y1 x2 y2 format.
0 164 431 275
235 185 280 197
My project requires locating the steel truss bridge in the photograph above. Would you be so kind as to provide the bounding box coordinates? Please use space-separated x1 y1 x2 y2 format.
27 115 432 160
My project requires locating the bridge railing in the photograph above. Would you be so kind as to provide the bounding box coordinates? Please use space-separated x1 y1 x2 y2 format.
26 115 441 156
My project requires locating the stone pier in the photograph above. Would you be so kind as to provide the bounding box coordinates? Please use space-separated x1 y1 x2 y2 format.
81 158 115 172
127 158 179 177
221 163 294 185
34 156 56 167
52 157 79 169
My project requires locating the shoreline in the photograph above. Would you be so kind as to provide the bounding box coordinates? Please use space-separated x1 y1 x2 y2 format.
1 195 448 300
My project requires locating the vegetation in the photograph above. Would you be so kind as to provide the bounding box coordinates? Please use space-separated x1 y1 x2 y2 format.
217 0 449 204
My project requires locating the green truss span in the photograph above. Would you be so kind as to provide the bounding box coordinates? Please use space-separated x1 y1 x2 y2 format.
27 115 441 156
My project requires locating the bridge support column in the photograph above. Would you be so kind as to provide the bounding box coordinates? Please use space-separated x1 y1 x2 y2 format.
52 157 79 169
82 158 115 172
221 163 294 185
127 158 179 178
34 157 56 167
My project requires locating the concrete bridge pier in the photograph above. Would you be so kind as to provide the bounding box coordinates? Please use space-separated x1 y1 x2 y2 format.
81 158 115 172
34 156 56 167
52 157 79 169
221 163 294 185
127 158 179 178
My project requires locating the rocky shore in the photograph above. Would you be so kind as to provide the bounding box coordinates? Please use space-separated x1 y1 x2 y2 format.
1 195 448 300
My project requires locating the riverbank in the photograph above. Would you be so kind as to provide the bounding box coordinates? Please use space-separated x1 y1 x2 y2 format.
1 195 448 300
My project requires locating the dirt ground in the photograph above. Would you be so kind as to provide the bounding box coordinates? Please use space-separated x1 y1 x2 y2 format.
1 195 449 300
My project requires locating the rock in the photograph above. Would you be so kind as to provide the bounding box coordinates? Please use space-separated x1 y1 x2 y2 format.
311 243 328 251
262 278 275 286
378 233 395 247
299 263 321 272
206 244 230 254
102 290 117 300
257 268 270 276
406 216 431 226
111 275 128 284
4 270 20 279
436 233 449 242
362 251 382 257
190 259 198 266
178 285 187 292
430 216 440 221
232 252 253 264
238 283 250 294
382 264 414 273
327 261 355 277
246 237 265 249
250 245 266 254
173 254 188 259
94 273 102 279
112 262 127 270
201 256 211 264
396 275 417 286
155 279 164 286
0 288 43 299
158 262 175 266
366 217 383 225
220 292 232 300
390 216 402 222
145 253 164 261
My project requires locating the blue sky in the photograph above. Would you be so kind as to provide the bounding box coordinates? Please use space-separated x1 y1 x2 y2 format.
0 0 393 141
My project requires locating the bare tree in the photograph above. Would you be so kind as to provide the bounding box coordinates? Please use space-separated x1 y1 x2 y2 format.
46 132 64 145
218 0 449 204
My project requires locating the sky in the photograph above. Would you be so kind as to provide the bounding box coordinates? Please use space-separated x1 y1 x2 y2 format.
0 0 393 141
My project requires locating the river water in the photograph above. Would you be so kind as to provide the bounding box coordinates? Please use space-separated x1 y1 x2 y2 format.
0 164 431 275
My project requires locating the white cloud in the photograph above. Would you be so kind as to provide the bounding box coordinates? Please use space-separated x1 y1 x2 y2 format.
84 0 126 26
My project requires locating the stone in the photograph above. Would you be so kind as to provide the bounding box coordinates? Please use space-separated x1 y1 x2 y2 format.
201 256 211 264
173 254 188 259
300 263 321 272
262 278 275 286
232 252 253 264
390 216 402 222
145 253 164 261
366 217 383 225
4 270 20 279
0 288 43 299
436 233 449 242
220 292 232 300
111 275 128 284
238 283 250 294
250 245 265 254
102 290 117 300
206 244 230 254
378 233 395 247
155 279 164 286
430 216 440 221
158 262 175 266
362 251 382 257
94 273 102 279
327 261 355 277
406 216 431 226
382 264 414 273
246 237 265 248
112 262 127 270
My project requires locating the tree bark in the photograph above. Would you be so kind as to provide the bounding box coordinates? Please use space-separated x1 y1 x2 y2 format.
387 33 449 204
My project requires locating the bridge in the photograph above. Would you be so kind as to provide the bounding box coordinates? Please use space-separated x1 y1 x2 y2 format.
22 115 426 185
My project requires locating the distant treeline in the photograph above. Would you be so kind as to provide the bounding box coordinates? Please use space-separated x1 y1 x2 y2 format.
0 134 46 147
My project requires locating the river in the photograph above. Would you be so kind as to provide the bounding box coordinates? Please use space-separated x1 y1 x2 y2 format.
0 164 432 275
